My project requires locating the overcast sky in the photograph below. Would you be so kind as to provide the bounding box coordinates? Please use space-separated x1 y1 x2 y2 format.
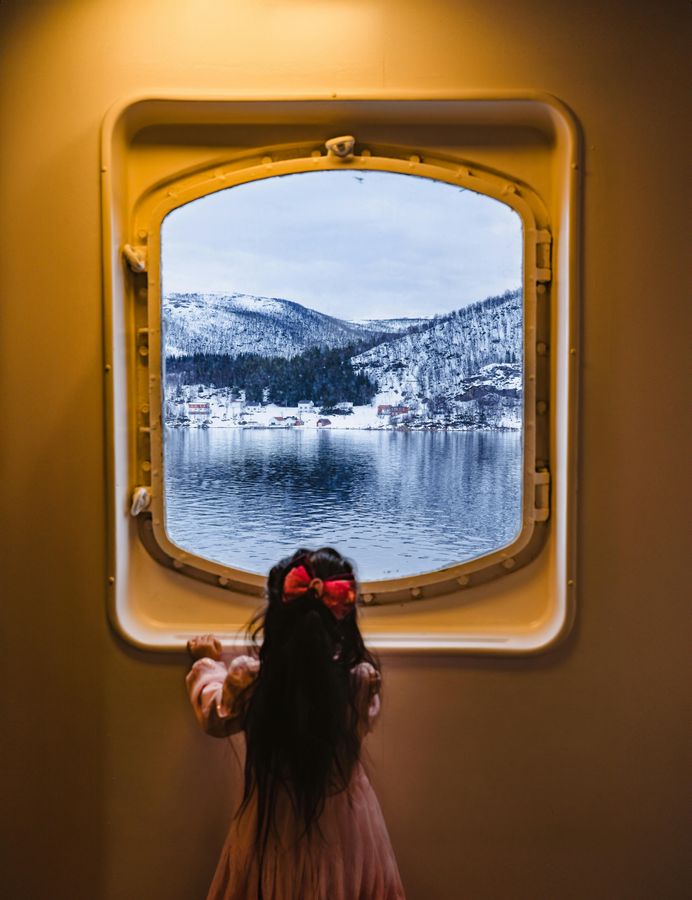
162 170 522 321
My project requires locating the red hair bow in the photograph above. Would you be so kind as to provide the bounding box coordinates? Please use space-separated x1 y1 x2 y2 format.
282 564 357 621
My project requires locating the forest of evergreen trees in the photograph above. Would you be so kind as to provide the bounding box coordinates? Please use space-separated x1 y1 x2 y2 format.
166 343 379 407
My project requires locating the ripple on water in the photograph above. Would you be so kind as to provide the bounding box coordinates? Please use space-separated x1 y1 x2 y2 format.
164 428 522 581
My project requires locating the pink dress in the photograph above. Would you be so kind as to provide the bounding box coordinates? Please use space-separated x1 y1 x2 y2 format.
187 656 406 900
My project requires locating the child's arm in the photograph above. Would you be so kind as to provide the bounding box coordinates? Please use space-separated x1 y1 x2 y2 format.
185 635 259 738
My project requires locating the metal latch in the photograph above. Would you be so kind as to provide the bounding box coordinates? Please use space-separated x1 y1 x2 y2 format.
535 229 552 283
123 243 147 273
325 135 356 160
534 469 550 522
130 485 152 516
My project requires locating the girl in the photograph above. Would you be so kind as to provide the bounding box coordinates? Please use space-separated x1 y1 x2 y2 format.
186 547 406 900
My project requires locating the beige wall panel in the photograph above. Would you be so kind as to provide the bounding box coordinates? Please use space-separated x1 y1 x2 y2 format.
1 1 689 898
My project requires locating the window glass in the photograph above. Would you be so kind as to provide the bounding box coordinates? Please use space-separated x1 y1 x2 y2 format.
161 170 523 580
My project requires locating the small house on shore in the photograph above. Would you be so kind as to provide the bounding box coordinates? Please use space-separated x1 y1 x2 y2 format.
187 401 211 417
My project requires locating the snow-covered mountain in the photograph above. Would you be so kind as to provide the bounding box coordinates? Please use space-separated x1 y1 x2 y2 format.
164 289 523 430
354 316 431 333
351 290 522 401
163 292 412 358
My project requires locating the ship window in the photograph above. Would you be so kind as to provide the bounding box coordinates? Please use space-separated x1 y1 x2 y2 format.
103 96 578 652
159 170 524 581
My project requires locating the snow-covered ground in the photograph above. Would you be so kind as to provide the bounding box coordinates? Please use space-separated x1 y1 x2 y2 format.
169 394 397 430
166 381 521 431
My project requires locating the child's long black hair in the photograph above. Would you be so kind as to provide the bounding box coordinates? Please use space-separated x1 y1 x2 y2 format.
235 547 380 884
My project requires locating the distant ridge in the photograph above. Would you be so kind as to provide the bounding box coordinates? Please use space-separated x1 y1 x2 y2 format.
163 292 414 359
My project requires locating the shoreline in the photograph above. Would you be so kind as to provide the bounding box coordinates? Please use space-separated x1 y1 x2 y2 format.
165 421 521 433
165 398 521 433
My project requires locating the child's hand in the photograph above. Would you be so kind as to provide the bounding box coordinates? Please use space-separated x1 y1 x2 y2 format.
187 634 223 661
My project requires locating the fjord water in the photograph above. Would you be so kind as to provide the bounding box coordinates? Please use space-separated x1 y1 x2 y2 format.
164 429 522 580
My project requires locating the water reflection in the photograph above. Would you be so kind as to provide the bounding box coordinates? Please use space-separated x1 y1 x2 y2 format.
164 429 522 580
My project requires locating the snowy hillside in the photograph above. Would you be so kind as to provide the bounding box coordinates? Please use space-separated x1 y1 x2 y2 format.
350 290 523 428
164 289 524 430
163 292 390 358
351 291 521 399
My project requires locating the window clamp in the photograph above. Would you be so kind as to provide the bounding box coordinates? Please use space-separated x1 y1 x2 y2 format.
325 135 356 160
130 485 152 517
123 243 148 273
535 229 552 283
534 469 551 522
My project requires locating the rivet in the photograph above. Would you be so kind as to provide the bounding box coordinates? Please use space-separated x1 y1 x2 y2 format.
409 155 420 165
173 559 183 570
137 229 147 240
152 470 159 477
537 401 547 415
362 593 375 604
262 156 272 165
138 346 149 357
537 283 547 295
361 149 371 158
568 579 575 587
537 342 547 355
570 347 577 355
218 576 229 587
502 558 516 570
456 575 469 587
104 364 111 372
140 404 150 415
107 575 115 585
141 461 151 472
411 587 422 599
138 288 147 300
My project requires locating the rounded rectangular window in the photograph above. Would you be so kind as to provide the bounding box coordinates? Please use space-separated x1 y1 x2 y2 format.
104 96 579 651
158 168 527 583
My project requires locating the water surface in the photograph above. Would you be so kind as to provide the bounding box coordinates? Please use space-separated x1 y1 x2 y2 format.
164 429 522 580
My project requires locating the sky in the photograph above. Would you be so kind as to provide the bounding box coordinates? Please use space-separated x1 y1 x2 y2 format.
161 170 523 321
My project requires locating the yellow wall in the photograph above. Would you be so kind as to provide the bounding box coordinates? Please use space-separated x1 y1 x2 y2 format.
1 2 689 898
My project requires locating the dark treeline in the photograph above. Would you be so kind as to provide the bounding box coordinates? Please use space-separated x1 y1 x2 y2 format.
166 344 379 407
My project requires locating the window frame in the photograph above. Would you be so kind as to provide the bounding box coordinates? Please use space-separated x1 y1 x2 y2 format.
102 93 579 653
134 147 547 604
